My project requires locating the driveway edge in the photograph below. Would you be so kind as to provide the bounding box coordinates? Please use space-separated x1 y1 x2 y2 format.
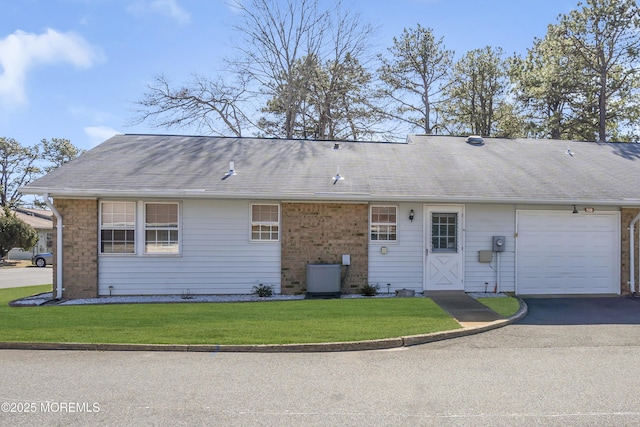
0 298 528 353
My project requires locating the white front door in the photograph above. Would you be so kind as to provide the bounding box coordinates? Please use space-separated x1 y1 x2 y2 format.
425 205 465 291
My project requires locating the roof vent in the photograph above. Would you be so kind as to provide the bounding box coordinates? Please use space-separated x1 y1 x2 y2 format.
332 166 344 185
333 143 340 150
466 135 484 146
221 161 237 180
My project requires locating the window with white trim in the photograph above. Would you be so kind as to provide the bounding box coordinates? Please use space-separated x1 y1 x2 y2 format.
145 202 179 253
370 205 397 241
251 204 279 241
100 201 136 254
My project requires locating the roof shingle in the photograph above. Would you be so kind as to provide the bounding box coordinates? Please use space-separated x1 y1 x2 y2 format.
21 134 640 205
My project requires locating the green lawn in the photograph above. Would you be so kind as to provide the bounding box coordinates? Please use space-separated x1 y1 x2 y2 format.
1 286 461 345
477 296 521 318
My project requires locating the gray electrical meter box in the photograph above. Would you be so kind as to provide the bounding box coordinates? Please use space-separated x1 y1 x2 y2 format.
493 236 506 252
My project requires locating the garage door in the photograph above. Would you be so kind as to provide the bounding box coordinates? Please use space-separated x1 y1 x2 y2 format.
516 211 619 295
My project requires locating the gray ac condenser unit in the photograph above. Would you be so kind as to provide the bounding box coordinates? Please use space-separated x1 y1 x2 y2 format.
306 263 341 298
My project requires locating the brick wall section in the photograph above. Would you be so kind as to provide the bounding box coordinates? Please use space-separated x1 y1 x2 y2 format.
281 203 368 294
52 199 98 299
621 208 640 295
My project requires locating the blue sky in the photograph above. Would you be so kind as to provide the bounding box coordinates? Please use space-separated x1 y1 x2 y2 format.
0 0 579 151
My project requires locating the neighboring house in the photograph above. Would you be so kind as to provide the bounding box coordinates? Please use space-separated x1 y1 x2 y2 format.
5 207 53 260
20 134 640 299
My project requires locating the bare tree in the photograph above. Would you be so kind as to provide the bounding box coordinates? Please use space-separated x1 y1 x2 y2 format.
132 74 251 137
229 0 328 138
258 4 377 140
316 6 376 140
132 0 377 140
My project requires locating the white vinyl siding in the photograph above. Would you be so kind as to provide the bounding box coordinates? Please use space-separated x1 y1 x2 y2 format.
464 204 516 293
99 199 281 295
368 203 515 294
368 203 422 292
369 203 621 295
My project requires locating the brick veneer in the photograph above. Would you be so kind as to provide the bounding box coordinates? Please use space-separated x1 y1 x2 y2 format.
52 199 98 299
621 208 640 295
281 203 368 294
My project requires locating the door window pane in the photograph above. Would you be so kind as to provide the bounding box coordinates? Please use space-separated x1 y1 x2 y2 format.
432 213 457 252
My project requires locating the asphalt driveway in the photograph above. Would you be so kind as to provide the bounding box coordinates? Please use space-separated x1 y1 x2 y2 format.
3 303 640 426
519 296 640 325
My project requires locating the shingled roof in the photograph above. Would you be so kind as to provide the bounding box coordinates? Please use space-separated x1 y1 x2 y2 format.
21 134 640 205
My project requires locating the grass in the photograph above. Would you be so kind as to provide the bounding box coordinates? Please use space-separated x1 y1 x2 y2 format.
477 296 521 318
1 286 461 345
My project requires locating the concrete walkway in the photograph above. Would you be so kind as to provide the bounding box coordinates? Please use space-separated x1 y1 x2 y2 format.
425 291 504 328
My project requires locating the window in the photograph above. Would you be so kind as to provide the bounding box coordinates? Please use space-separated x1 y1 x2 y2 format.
45 232 53 252
251 204 279 241
100 201 180 255
370 206 397 241
145 203 179 253
431 212 458 252
100 201 135 254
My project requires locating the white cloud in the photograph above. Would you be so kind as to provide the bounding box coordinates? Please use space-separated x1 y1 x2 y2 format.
0 28 104 109
84 125 120 146
127 0 191 24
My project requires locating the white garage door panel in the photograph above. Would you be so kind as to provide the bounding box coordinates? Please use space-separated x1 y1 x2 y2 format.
517 211 619 295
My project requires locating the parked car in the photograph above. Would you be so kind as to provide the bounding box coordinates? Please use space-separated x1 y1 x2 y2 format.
31 252 53 268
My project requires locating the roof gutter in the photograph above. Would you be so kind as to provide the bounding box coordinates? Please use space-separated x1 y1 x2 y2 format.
18 188 640 207
43 194 63 300
630 213 640 295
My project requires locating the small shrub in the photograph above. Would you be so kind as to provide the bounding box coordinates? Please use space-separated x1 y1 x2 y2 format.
253 284 273 298
360 283 379 297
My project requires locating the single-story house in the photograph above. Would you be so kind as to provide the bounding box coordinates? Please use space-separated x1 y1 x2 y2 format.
4 207 53 260
20 134 640 300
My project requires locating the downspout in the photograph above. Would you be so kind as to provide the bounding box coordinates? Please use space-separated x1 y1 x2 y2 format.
496 251 500 293
44 194 63 300
630 213 640 295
